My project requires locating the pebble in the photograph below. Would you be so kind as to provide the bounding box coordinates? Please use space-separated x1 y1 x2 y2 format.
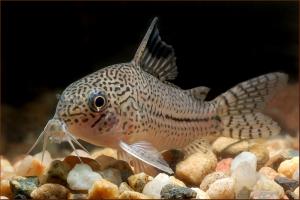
258 167 280 180
91 147 118 159
33 151 52 166
231 152 258 193
231 151 257 172
235 186 251 199
206 177 235 199
278 157 299 178
9 176 39 199
200 171 228 191
88 179 119 199
265 153 286 170
250 190 280 199
286 190 298 200
212 137 250 157
274 176 299 191
0 180 12 199
161 149 185 171
42 160 71 185
30 183 69 199
119 182 134 193
0 157 15 179
293 168 299 181
70 149 92 158
128 172 153 193
119 191 151 199
67 193 88 199
14 155 45 177
67 163 102 190
281 149 300 159
176 151 217 185
63 155 101 171
95 155 134 181
294 187 299 199
99 168 122 186
142 173 171 198
215 158 232 174
169 176 186 187
266 137 291 158
190 188 210 199
160 184 197 199
252 175 285 198
249 144 270 170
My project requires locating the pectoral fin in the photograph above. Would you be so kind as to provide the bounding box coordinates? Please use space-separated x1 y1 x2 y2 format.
119 140 174 174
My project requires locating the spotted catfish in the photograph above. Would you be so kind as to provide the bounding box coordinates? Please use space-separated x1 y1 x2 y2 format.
28 17 288 174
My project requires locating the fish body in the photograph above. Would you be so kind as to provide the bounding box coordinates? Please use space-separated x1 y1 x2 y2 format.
57 62 219 151
31 18 288 173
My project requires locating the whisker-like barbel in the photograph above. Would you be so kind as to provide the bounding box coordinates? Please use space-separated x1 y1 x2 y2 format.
27 118 89 163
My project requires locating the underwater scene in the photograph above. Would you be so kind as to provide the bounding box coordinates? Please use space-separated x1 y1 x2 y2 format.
1 2 299 199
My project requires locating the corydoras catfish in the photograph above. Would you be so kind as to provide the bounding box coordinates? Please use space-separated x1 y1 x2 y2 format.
28 17 288 174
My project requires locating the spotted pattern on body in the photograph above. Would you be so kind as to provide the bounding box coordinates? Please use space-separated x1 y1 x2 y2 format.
30 17 288 174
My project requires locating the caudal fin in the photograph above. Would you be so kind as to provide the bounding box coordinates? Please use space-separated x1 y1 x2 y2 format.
215 72 288 139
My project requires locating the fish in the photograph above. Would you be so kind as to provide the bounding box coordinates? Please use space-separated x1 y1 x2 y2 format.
28 17 288 174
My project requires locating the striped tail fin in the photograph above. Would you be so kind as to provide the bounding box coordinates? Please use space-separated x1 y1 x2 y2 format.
215 72 288 139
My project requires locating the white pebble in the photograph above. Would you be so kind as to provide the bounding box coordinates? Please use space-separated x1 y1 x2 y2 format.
191 188 210 199
67 164 102 190
231 160 258 194
142 173 170 199
231 151 257 172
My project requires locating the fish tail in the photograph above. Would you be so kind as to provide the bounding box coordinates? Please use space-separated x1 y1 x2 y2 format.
214 72 288 139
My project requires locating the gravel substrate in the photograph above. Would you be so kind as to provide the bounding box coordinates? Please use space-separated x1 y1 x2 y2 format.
1 134 299 199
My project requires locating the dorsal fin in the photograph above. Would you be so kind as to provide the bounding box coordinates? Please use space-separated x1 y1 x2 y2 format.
133 17 178 81
185 86 210 101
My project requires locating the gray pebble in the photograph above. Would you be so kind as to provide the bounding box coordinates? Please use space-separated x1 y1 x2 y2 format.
160 184 196 199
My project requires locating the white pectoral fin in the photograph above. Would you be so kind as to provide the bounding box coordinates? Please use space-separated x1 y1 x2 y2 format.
119 140 174 174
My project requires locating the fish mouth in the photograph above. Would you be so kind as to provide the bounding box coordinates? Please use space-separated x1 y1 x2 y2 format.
26 117 89 162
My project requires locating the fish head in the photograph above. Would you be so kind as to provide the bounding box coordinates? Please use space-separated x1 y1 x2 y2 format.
55 64 141 147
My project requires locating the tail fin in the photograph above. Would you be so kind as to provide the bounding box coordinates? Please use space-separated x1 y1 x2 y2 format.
215 72 288 139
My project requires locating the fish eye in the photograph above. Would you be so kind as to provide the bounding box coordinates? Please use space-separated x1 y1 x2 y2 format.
89 92 107 112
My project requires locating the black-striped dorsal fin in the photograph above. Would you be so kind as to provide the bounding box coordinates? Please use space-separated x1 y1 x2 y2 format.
133 17 178 81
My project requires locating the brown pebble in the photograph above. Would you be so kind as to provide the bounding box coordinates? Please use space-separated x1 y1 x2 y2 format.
176 151 217 185
0 180 12 199
119 191 150 199
128 172 152 193
88 179 119 199
249 144 269 170
30 183 69 199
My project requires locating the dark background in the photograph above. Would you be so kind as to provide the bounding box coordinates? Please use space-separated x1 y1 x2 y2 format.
2 1 299 106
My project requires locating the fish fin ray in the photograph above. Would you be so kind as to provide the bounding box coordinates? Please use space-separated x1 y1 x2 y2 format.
118 150 158 175
183 138 214 157
119 140 174 174
215 72 288 139
133 17 178 81
185 86 210 101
